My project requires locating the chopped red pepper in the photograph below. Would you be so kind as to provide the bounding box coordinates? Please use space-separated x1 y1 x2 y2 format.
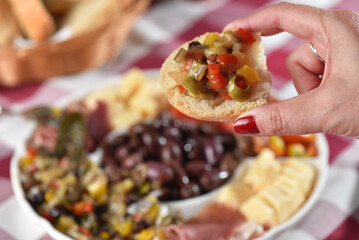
208 64 220 75
79 227 90 236
178 85 186 94
218 87 233 100
27 148 36 158
217 53 237 65
237 28 255 45
71 201 94 216
184 60 193 72
208 74 228 90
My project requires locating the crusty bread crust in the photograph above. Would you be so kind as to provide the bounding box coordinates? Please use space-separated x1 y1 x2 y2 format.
160 32 272 123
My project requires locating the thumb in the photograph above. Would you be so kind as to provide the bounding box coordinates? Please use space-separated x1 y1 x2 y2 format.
233 90 327 136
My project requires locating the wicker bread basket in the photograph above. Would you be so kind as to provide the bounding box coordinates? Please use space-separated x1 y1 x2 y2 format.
0 0 150 87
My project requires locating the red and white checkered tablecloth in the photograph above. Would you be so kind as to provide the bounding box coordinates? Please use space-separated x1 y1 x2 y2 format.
0 0 359 239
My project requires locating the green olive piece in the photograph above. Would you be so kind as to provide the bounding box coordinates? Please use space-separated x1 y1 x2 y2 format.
181 76 205 98
174 48 186 63
227 76 251 102
189 61 207 81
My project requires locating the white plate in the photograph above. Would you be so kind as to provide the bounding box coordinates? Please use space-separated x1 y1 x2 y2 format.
10 69 329 240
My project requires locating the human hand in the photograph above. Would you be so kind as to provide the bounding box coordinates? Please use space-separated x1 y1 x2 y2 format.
224 2 359 138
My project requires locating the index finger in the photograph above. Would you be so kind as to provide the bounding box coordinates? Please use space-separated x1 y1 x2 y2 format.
224 2 326 42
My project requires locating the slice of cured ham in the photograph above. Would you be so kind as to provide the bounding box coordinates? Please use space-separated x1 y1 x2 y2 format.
163 202 246 240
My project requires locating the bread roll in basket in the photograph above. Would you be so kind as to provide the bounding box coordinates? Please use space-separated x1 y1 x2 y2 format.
0 0 150 87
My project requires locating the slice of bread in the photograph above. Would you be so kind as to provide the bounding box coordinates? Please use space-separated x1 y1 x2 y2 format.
160 32 272 122
0 0 21 46
10 0 56 42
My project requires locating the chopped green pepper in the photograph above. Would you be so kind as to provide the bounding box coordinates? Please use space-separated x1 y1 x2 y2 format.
181 76 205 98
227 76 251 102
174 48 186 63
189 61 207 81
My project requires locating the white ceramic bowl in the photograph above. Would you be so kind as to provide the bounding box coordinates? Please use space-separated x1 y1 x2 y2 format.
10 70 329 240
10 129 329 240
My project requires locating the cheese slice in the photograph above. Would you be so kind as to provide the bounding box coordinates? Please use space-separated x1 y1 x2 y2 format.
259 184 304 224
217 182 256 209
240 196 278 226
244 149 281 191
282 160 316 196
274 180 305 214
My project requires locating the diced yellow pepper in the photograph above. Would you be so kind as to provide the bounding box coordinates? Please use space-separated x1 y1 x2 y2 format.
138 228 156 240
51 108 62 118
113 221 133 237
237 65 260 83
145 203 159 222
203 32 220 47
44 189 55 202
87 181 107 199
100 231 110 240
20 157 33 166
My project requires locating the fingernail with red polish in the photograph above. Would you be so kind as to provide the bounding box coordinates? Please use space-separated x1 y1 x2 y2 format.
234 116 260 135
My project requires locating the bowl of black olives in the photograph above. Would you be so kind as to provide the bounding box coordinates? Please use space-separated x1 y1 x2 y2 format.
101 111 244 218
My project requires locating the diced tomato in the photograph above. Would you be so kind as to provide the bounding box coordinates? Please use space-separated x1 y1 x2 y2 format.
184 60 193 72
208 64 220 75
281 134 316 144
237 28 255 45
208 74 228 90
218 87 233 100
71 201 94 216
26 148 36 158
217 53 237 65
79 227 91 236
178 85 186 94
235 80 248 89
